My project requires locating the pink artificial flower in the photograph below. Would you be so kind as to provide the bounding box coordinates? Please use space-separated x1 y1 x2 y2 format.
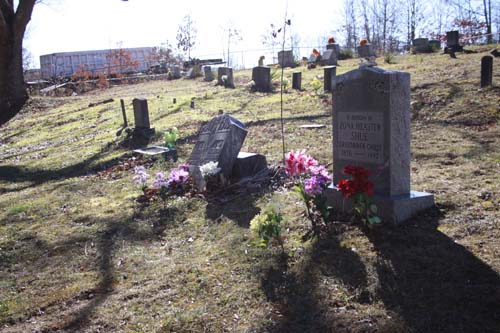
285 150 318 176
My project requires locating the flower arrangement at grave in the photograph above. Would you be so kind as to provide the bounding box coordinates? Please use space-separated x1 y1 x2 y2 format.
199 161 221 191
164 127 179 149
310 78 322 94
285 150 332 238
337 165 381 227
250 203 284 250
132 164 192 204
328 37 336 44
312 48 321 57
359 39 369 46
221 75 229 87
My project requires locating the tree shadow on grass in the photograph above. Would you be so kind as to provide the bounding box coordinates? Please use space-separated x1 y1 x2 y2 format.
256 230 368 333
366 208 500 333
2 205 182 332
204 192 262 228
0 150 128 192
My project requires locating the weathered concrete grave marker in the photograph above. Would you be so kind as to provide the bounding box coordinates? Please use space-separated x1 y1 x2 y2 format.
445 30 463 53
133 98 150 128
131 98 155 145
324 66 336 92
412 38 430 53
278 50 295 68
326 66 434 224
357 44 375 58
204 66 214 81
217 67 235 88
292 72 302 90
252 66 271 92
481 56 493 88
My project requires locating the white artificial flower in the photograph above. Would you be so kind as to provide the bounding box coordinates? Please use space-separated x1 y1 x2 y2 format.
199 161 221 178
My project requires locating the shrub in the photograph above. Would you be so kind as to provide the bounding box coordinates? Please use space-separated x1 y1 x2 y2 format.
250 204 284 248
338 49 353 60
384 52 396 64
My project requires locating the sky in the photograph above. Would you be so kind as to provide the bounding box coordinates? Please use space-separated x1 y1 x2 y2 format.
24 0 344 69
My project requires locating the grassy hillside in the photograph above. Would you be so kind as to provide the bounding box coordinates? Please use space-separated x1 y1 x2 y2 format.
1 50 499 332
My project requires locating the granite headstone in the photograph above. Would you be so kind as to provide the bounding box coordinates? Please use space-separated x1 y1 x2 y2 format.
217 67 235 88
292 72 302 90
203 66 214 81
412 38 430 53
481 56 493 88
357 44 376 58
188 114 247 179
324 66 336 92
326 66 434 224
252 66 272 92
446 31 463 52
321 45 339 66
133 98 150 128
278 50 295 68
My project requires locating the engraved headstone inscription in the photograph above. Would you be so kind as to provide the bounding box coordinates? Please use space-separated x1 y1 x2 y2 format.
326 66 434 224
188 114 247 179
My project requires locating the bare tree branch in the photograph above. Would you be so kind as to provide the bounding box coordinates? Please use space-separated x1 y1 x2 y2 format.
0 0 14 16
13 0 36 38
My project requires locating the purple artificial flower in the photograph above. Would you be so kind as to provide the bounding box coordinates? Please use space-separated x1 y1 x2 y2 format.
167 166 190 187
309 165 332 185
304 176 322 195
133 166 149 187
304 165 332 196
152 172 169 188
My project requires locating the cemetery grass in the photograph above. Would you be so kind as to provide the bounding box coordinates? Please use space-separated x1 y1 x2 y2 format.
1 49 499 332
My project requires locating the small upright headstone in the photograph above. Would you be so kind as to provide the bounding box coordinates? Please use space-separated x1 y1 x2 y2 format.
188 114 247 179
323 66 336 92
217 67 235 88
357 44 375 58
412 38 430 53
171 66 181 79
326 66 434 224
481 56 493 88
321 49 338 66
203 66 214 81
326 43 341 54
278 50 295 68
131 98 155 146
252 66 271 92
292 72 302 90
133 98 150 128
445 31 463 53
120 99 128 127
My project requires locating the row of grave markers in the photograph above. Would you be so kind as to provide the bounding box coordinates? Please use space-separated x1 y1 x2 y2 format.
127 53 497 223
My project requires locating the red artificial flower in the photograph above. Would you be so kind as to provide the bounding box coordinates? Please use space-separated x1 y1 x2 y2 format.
338 165 374 197
328 37 335 44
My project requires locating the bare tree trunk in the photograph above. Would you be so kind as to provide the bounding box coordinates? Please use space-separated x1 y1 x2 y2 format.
0 35 26 125
484 0 492 43
0 0 36 126
362 1 371 41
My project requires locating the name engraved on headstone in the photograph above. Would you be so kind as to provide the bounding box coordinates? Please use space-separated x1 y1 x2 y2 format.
337 111 383 163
